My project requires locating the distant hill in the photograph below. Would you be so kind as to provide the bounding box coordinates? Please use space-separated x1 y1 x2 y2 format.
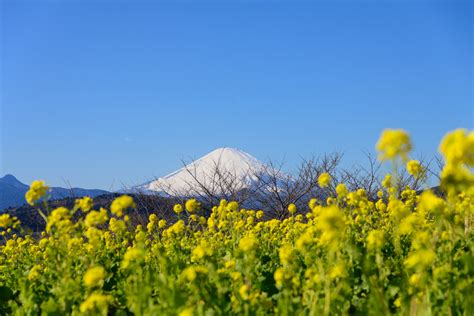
0 174 109 211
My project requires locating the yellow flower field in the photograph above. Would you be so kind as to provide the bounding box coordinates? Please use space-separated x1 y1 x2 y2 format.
0 129 473 315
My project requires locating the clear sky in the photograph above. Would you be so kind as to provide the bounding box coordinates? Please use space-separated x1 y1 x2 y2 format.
1 0 472 190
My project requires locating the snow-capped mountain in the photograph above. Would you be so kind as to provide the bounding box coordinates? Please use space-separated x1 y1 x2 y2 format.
134 147 267 196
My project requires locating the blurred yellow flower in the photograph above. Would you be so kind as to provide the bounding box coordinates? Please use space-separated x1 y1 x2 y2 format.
279 244 295 265
239 235 257 252
287 203 297 214
336 183 348 197
79 293 111 313
185 199 200 213
367 230 384 250
179 307 194 316
376 129 412 161
406 160 424 178
239 284 250 300
439 128 474 166
110 195 136 217
75 196 94 212
83 266 106 288
25 180 49 205
318 173 331 188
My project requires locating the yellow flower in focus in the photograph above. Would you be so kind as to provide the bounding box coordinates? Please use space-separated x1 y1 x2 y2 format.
173 204 183 214
149 214 158 223
318 173 331 188
110 195 136 217
25 180 49 206
376 129 412 161
83 266 106 288
185 199 200 213
158 219 167 229
287 203 297 214
239 235 257 252
406 160 424 178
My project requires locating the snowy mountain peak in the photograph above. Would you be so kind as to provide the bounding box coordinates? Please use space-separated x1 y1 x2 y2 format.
136 148 266 195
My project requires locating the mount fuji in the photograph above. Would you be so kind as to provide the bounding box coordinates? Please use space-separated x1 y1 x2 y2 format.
134 147 268 196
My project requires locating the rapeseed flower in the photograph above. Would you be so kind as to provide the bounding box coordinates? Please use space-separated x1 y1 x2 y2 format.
76 196 94 212
83 266 106 288
376 129 412 161
79 293 111 313
173 204 183 214
406 160 424 178
318 172 331 188
239 235 257 252
367 230 384 250
185 199 200 213
287 203 297 214
25 180 49 205
110 195 136 217
439 128 474 166
336 183 348 197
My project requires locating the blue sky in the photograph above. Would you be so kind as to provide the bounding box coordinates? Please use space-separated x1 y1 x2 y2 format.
1 0 472 190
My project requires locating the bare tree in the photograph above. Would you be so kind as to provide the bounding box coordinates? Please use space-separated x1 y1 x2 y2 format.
130 150 442 222
251 153 343 219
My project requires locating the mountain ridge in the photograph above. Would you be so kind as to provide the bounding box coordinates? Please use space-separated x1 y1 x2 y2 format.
0 174 109 211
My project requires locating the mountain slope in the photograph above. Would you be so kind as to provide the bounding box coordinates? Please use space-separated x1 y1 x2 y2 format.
0 174 109 211
135 147 267 196
0 175 30 211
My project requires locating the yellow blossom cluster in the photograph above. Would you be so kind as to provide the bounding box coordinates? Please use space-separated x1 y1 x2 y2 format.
0 128 472 315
